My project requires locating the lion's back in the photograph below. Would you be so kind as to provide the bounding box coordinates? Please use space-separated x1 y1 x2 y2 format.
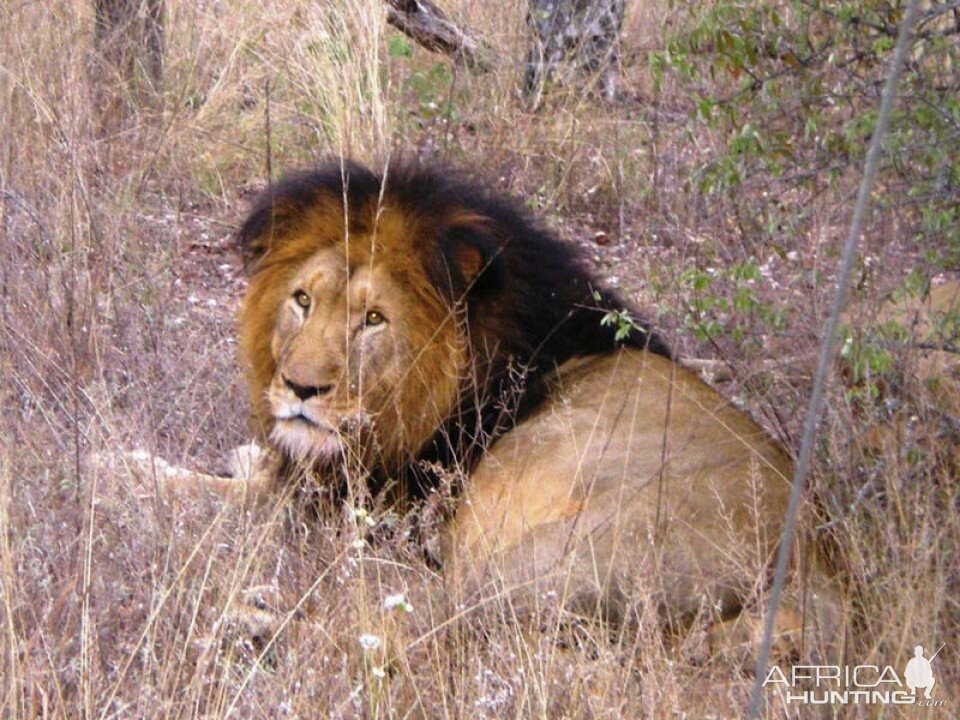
444 349 792 620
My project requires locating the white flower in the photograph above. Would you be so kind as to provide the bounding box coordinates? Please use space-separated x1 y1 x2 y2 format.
383 593 408 611
353 507 375 527
358 634 381 651
371 666 386 679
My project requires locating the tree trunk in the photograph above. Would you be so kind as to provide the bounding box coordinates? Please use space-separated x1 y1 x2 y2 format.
94 0 164 127
524 0 625 105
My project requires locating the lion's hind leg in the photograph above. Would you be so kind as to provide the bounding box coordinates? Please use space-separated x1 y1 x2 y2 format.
704 574 846 670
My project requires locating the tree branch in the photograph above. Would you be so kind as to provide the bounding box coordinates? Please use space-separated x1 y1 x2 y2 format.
383 0 493 72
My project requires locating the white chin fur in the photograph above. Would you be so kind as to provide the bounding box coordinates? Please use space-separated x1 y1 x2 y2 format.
270 421 342 463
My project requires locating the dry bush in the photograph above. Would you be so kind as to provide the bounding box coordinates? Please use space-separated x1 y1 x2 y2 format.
1 0 956 717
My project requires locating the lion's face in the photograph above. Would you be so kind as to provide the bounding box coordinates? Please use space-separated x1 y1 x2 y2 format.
244 231 465 470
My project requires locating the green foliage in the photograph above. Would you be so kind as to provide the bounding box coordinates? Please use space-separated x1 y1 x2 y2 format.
665 259 789 343
386 35 413 59
601 307 641 342
594 291 646 343
839 322 903 401
840 280 960 403
387 34 462 128
651 0 960 267
405 61 460 124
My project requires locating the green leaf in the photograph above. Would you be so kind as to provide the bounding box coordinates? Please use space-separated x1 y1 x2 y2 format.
387 35 413 59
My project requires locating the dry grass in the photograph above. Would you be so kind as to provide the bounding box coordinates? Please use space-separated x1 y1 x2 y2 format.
1 0 957 717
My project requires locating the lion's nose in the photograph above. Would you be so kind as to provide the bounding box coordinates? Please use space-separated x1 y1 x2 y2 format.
283 376 333 401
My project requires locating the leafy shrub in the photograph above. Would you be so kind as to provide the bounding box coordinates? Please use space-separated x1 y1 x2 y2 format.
651 0 959 269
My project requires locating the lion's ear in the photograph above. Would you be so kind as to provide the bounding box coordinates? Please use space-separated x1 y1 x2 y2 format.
236 167 346 274
443 212 500 296
237 196 296 273
452 242 485 285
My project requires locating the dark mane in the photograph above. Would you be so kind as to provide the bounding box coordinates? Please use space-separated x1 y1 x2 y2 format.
239 158 670 495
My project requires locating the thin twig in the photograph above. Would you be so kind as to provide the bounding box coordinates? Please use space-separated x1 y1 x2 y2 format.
264 79 273 189
746 1 921 717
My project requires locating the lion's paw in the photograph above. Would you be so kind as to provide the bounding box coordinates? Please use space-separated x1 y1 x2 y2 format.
224 443 268 481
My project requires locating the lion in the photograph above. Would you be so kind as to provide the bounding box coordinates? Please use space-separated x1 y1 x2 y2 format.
222 159 839 657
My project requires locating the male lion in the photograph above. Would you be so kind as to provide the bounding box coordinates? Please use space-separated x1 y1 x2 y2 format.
227 159 838 656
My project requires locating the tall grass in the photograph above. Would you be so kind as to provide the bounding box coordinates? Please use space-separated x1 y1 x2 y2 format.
1 0 956 717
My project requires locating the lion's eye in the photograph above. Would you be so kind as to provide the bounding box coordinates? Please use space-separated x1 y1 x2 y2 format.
364 310 386 327
293 290 311 309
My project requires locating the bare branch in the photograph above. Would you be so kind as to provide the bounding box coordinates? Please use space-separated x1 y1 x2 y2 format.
922 0 960 20
383 0 493 72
